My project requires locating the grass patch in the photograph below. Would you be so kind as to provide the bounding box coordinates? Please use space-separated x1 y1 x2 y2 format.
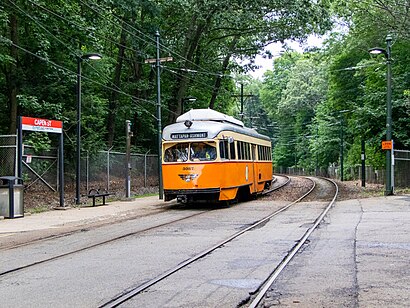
26 206 50 214
132 193 158 199
395 187 410 195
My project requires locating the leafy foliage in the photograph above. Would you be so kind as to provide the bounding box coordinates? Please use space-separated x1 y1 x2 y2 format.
259 0 410 177
0 0 333 160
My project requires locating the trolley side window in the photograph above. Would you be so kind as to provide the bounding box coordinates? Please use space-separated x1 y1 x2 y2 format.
256 145 272 161
219 140 229 159
245 143 250 160
164 143 189 162
230 141 236 159
219 139 236 160
190 142 217 161
251 144 256 160
238 141 243 160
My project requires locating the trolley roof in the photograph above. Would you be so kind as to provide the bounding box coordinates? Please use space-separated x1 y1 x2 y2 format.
162 109 271 142
176 109 244 127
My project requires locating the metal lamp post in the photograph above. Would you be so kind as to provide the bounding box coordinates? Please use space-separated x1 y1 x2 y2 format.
76 53 102 204
369 34 393 195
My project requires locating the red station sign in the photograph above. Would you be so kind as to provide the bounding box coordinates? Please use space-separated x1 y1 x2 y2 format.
21 116 63 134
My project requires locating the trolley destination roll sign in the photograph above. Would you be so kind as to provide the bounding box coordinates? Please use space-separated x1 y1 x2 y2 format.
171 132 208 139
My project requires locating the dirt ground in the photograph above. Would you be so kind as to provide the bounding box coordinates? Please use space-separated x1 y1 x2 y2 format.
22 177 407 213
23 183 158 213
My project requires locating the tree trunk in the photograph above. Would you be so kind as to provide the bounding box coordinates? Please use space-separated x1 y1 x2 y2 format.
167 10 216 124
107 20 127 148
7 14 19 134
208 36 238 109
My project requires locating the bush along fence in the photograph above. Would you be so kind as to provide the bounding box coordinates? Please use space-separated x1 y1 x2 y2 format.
276 149 410 188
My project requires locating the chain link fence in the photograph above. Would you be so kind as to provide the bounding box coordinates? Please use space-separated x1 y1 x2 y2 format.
394 150 410 187
0 135 17 177
3 131 408 206
77 151 158 197
1 134 159 206
22 145 59 192
277 149 410 188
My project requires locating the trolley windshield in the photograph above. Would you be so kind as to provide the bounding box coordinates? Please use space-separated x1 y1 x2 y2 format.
164 142 216 162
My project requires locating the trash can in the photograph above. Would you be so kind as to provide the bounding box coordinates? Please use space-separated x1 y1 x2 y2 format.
0 176 24 218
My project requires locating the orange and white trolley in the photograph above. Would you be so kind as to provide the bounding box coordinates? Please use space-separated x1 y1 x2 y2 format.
162 109 272 203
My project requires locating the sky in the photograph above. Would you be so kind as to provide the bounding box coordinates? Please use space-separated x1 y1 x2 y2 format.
249 35 325 79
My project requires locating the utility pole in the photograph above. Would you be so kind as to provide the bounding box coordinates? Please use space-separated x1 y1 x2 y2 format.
155 31 163 200
125 120 132 198
361 138 366 187
385 35 393 195
232 84 254 122
145 31 173 200
369 34 393 195
240 83 244 121
340 117 344 181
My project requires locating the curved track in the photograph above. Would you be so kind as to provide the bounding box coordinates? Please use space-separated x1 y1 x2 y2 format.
247 176 339 308
99 176 314 308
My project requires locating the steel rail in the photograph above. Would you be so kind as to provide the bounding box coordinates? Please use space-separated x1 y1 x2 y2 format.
1 176 289 276
261 174 291 196
0 210 209 277
248 177 339 308
99 176 313 308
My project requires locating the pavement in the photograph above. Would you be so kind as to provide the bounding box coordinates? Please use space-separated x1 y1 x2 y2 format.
0 193 409 306
0 195 169 241
0 193 409 237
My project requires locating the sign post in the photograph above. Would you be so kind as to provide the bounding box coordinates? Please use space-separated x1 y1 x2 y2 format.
382 140 394 194
19 116 65 207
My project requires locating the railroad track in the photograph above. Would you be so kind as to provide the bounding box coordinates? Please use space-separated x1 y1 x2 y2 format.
98 175 319 308
3 175 331 307
0 176 289 278
247 176 338 308
0 209 210 277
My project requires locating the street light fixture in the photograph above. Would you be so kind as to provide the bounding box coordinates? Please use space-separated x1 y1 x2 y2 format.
76 53 102 204
181 97 196 114
369 34 393 195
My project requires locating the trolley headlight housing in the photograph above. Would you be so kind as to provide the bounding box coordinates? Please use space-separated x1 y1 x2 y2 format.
184 120 193 128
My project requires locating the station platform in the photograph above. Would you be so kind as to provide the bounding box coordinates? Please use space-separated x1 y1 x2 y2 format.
0 195 169 246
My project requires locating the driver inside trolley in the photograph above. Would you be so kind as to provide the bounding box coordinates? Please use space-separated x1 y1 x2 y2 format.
191 142 216 161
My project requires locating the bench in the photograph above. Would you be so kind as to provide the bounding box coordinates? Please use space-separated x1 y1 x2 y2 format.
87 189 114 206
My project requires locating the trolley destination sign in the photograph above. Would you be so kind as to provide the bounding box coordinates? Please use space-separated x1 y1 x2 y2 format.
21 116 63 134
171 132 208 139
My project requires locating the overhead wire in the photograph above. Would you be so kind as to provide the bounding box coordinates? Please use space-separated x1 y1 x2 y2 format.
12 0 139 94
75 0 237 110
25 0 150 66
79 0 228 79
1 36 160 118
4 0 178 118
7 0 240 119
162 67 234 99
78 0 241 106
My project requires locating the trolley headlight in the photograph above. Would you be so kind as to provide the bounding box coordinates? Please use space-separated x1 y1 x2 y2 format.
184 120 193 128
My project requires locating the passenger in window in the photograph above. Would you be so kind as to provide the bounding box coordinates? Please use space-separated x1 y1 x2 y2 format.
164 148 175 162
192 144 205 160
205 146 216 160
